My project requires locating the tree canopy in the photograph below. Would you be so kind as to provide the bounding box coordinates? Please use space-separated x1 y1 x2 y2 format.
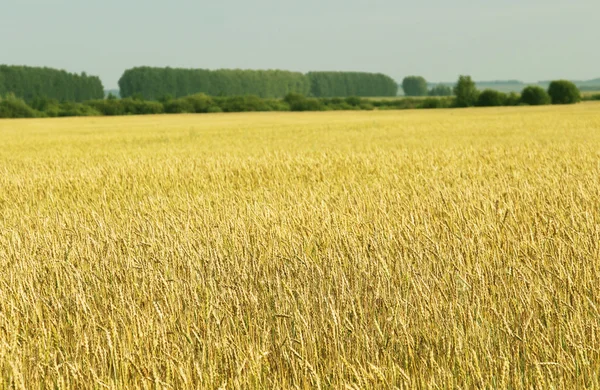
307 72 397 97
402 76 428 96
520 86 551 105
0 65 104 102
547 80 581 105
119 67 311 100
454 75 479 107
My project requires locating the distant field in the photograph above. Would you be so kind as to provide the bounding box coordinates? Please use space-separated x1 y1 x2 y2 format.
581 90 600 97
1 104 600 388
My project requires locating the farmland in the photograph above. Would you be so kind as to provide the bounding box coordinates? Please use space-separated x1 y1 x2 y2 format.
1 104 600 388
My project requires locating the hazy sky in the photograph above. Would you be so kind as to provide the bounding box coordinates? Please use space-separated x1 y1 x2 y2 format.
2 0 598 89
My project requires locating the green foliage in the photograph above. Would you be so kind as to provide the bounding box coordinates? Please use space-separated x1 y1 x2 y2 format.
284 93 325 111
420 97 453 109
344 96 362 106
86 98 164 116
504 92 521 106
0 65 103 102
402 76 428 96
118 67 311 100
476 89 507 107
428 84 453 96
307 72 397 97
183 94 217 113
56 102 102 117
163 99 195 114
547 80 581 104
453 75 479 107
370 98 423 110
214 95 287 112
520 86 551 106
0 95 39 118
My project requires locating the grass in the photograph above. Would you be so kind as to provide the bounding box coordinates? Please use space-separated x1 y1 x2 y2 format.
1 104 600 388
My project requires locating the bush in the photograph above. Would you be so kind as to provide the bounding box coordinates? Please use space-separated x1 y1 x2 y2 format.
520 86 551 106
454 75 479 107
548 80 581 104
0 95 39 118
291 98 324 112
57 102 101 117
215 96 276 112
85 99 126 116
183 94 215 113
164 99 195 114
476 89 507 107
120 98 164 115
344 96 363 107
86 98 164 116
30 97 61 117
504 92 521 106
371 98 421 110
420 97 452 109
284 93 325 111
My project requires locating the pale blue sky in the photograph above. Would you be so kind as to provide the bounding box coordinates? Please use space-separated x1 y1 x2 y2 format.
2 0 598 88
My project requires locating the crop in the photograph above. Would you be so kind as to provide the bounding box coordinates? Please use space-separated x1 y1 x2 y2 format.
1 105 600 388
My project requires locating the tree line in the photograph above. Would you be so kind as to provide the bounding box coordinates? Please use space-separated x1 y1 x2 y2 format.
118 68 398 99
0 93 456 119
0 65 104 102
307 72 397 97
2 77 592 119
452 76 582 107
118 67 312 100
0 65 399 104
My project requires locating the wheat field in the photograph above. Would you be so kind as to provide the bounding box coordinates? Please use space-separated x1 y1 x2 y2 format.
1 105 600 389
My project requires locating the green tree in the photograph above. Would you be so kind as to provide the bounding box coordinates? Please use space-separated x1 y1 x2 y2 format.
307 72 397 97
402 76 428 96
428 84 452 96
453 75 479 107
476 89 506 107
520 86 551 105
547 80 581 104
0 65 103 102
118 67 311 100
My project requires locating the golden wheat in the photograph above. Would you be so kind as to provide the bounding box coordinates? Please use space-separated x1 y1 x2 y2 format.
1 104 600 388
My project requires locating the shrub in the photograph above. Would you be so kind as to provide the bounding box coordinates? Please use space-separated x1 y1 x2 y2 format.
476 89 507 107
30 97 61 117
57 102 101 117
0 95 39 118
85 98 164 116
85 99 126 116
504 92 521 106
183 94 215 113
120 98 164 115
520 86 551 106
215 96 275 112
344 96 362 107
548 80 581 104
284 93 325 111
420 97 451 109
164 99 195 114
